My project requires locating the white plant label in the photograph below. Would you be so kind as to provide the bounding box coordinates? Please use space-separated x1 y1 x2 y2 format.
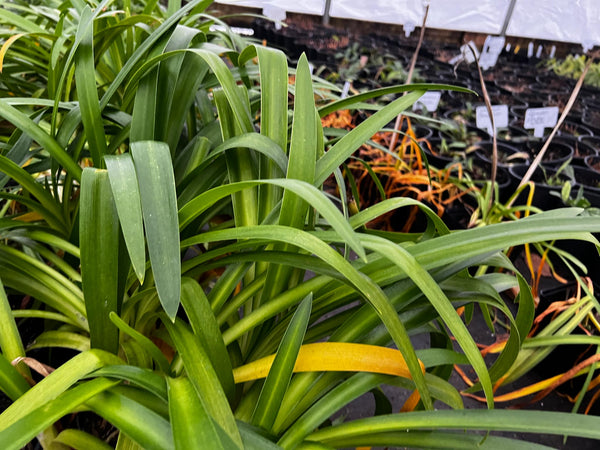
524 107 559 137
341 81 351 99
527 42 534 58
412 91 441 112
308 63 314 75
263 6 286 30
479 36 505 70
536 45 543 58
476 105 508 136
460 41 479 64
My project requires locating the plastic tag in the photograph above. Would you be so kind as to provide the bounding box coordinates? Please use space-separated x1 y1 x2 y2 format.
479 36 505 70
527 42 534 58
412 91 441 112
536 45 543 58
524 107 559 137
476 105 508 136
341 81 351 99
263 6 286 30
308 63 314 75
460 41 479 64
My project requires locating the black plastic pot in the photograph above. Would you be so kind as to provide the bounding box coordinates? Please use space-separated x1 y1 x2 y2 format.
584 155 600 173
495 125 530 151
466 159 512 203
473 141 530 168
559 120 594 138
572 166 600 207
581 108 600 135
555 136 597 166
437 123 487 148
422 137 463 169
525 140 574 168
579 135 600 152
534 282 598 384
508 164 574 210
442 106 477 125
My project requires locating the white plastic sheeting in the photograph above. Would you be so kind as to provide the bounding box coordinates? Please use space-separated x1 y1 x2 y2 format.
507 0 600 50
215 0 600 50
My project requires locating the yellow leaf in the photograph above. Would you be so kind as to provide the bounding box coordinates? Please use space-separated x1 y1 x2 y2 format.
13 211 43 222
0 34 25 73
233 342 423 383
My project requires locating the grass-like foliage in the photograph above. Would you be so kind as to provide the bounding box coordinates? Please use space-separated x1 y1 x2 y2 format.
1 1 600 448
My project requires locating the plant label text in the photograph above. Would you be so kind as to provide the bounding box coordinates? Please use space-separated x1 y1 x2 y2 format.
524 107 559 137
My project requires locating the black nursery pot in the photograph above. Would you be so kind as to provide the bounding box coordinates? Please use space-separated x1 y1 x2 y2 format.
572 166 600 207
534 282 599 384
437 124 488 148
584 155 600 173
559 120 595 138
403 123 434 141
581 108 600 135
554 136 597 166
466 160 512 203
473 141 529 168
508 164 573 211
525 140 574 168
579 135 600 152
422 137 461 169
495 125 530 151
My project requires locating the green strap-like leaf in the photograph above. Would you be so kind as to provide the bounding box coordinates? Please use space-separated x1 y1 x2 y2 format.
360 234 494 407
0 278 26 374
311 430 555 449
53 429 113 450
0 378 118 450
162 316 243 449
213 89 258 229
179 179 365 260
0 353 30 401
306 409 600 444
0 349 122 432
131 141 180 320
155 25 202 146
167 376 229 450
129 32 170 142
108 312 171 373
74 6 107 167
190 48 253 133
182 225 430 409
180 277 235 399
99 0 213 110
317 83 474 117
315 90 425 186
28 330 90 352
89 365 168 402
0 155 66 232
105 154 146 283
239 45 288 221
86 388 174 450
80 168 120 353
252 294 312 431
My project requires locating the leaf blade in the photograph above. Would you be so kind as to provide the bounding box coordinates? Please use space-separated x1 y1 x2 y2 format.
131 141 180 320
